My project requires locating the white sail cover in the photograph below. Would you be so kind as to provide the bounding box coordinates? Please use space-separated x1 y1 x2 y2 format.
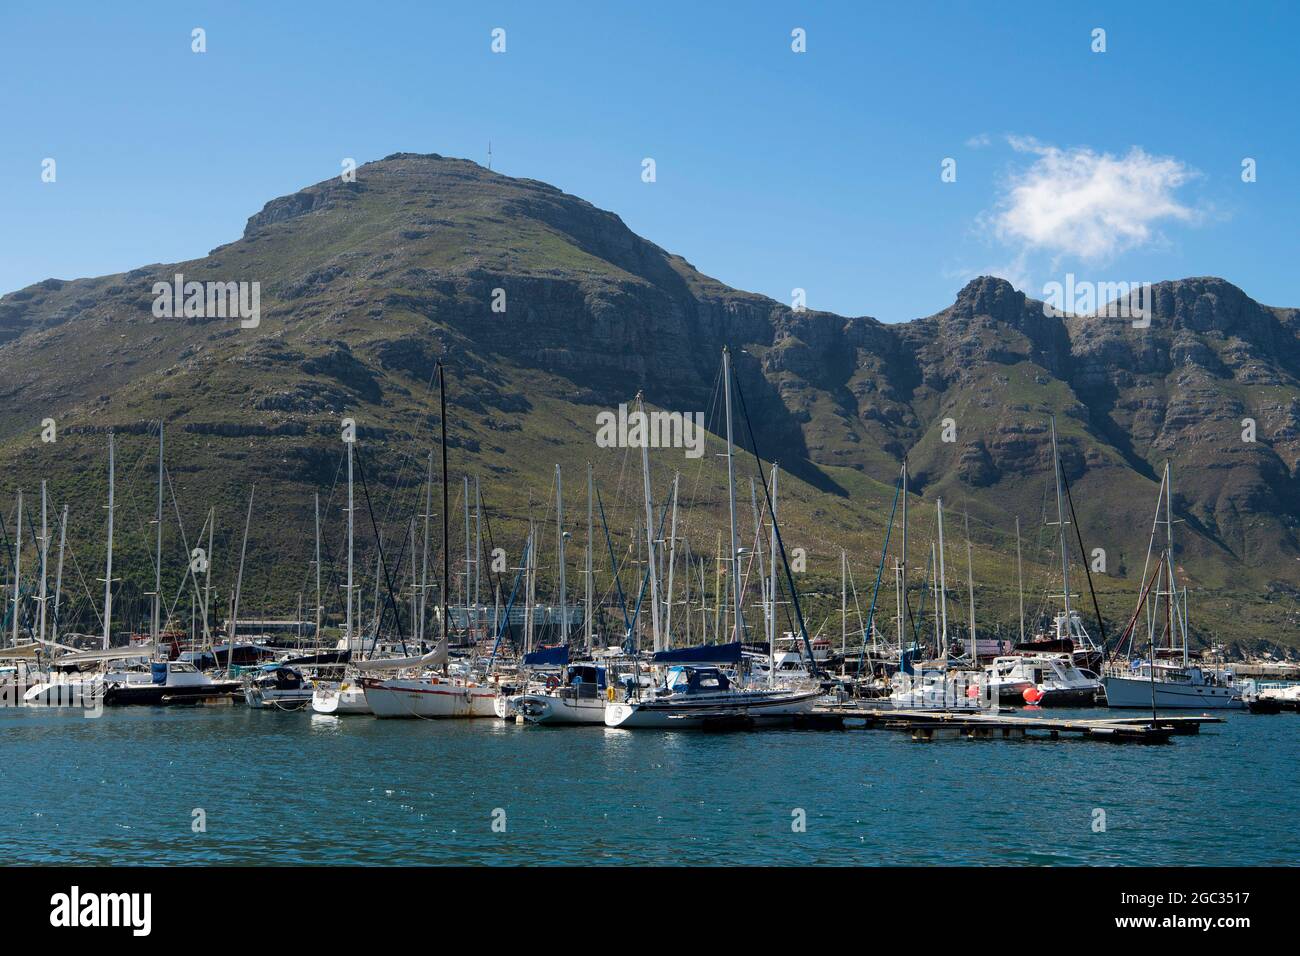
54 644 157 664
353 641 447 673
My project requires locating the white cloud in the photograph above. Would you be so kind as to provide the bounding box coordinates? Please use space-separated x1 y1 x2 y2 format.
965 133 991 149
993 137 1197 262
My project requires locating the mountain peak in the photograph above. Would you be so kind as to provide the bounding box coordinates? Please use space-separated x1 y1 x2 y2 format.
950 275 1027 322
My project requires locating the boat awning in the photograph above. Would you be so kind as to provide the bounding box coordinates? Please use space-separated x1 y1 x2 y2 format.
523 644 569 667
653 642 743 664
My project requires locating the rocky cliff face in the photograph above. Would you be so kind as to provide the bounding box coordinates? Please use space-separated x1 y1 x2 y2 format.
1 153 1296 650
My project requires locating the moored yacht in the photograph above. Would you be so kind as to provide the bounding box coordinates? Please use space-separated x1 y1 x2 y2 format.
512 663 608 725
103 660 240 706
1102 462 1244 711
986 654 1102 707
311 676 371 715
243 664 314 710
1103 659 1241 710
604 664 819 729
362 670 499 718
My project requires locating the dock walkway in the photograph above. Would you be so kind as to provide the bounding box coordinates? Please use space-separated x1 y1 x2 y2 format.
800 706 1223 744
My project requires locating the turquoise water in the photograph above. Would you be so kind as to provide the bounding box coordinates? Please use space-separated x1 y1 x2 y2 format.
1 706 1294 865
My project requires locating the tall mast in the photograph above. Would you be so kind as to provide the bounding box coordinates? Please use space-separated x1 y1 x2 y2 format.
346 438 355 650
409 518 418 642
463 475 471 624
936 497 948 659
713 531 722 644
556 464 567 644
474 476 483 611
665 472 680 648
964 509 976 660
1015 515 1024 642
314 493 322 645
931 541 940 654
723 348 744 642
840 548 847 655
524 522 536 653
153 421 164 641
420 452 432 646
102 434 115 650
203 508 214 649
52 504 68 643
768 464 779 684
1163 461 1184 666
38 482 48 645
585 463 594 650
229 486 255 675
1050 417 1072 636
636 392 662 652
439 363 450 659
11 489 21 648
901 459 908 641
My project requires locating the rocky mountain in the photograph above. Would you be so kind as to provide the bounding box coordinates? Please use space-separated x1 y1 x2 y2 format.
1 153 1297 653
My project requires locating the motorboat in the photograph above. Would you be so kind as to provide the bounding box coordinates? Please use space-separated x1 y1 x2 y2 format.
103 660 240 706
885 666 982 711
986 654 1102 707
604 665 820 729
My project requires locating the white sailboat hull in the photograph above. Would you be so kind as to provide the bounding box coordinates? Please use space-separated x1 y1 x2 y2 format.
311 681 371 715
604 688 820 729
22 676 105 707
513 692 606 725
362 677 498 719
1103 674 1242 709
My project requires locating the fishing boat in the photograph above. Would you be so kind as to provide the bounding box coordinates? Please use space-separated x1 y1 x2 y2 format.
1103 463 1244 710
604 663 819 729
512 662 608 724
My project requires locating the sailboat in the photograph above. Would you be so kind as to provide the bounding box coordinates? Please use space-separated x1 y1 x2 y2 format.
24 433 126 707
1102 463 1243 709
312 440 373 715
361 362 498 719
508 465 611 724
1016 419 1106 673
604 347 821 729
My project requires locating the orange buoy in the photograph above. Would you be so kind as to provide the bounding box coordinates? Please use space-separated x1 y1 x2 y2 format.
1022 687 1043 704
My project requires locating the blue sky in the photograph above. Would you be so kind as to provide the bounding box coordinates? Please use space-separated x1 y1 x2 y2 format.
1 1 1296 321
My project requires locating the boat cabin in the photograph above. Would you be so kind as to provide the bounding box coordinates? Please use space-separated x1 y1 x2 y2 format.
665 666 732 695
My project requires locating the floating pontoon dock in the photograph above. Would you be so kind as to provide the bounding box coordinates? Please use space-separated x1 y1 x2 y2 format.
800 706 1223 743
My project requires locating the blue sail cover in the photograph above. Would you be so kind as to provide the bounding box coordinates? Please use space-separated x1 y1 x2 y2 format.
523 644 570 667
652 642 743 664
